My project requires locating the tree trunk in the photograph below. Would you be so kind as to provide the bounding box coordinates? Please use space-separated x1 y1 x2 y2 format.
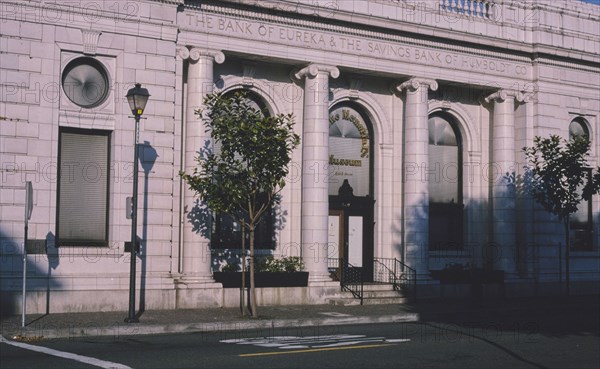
564 217 571 296
240 220 247 316
249 225 258 318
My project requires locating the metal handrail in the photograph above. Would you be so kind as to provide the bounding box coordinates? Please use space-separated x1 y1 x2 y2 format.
373 257 417 300
328 258 363 304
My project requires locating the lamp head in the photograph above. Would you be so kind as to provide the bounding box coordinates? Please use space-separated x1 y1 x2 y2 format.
126 83 150 117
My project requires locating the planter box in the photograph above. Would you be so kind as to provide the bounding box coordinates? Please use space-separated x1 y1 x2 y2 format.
213 272 309 288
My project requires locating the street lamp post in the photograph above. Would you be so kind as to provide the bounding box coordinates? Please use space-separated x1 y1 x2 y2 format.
125 83 150 323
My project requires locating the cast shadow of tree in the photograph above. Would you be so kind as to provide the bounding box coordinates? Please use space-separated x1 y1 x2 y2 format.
185 140 290 250
185 140 213 240
395 181 599 343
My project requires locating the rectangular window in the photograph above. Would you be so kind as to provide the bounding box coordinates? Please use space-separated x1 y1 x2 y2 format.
57 128 110 246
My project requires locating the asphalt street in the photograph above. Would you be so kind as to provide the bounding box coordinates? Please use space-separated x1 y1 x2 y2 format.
2 296 599 369
2 319 598 369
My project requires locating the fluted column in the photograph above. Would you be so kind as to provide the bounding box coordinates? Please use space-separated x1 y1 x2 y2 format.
177 46 225 284
485 89 524 276
396 78 438 279
295 64 339 283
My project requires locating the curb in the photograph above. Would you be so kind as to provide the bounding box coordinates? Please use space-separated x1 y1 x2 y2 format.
9 313 419 340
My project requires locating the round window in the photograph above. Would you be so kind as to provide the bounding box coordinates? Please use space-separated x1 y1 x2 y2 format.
61 57 109 108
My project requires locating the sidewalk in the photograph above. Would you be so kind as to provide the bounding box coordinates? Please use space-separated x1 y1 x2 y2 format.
1 303 418 340
1 295 598 340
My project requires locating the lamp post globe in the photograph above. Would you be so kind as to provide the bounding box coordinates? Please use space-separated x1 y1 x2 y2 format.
125 83 150 323
126 83 150 117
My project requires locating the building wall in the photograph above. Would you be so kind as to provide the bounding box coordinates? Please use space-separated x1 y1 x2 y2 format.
1 0 598 313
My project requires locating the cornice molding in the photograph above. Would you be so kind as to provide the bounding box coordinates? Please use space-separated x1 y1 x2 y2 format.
0 1 178 40
184 1 599 69
149 0 183 4
183 2 533 66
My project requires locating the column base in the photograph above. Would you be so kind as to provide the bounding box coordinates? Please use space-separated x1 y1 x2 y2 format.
308 272 334 285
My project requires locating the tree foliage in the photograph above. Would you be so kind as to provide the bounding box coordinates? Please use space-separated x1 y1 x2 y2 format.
523 135 600 221
523 134 600 295
181 91 300 317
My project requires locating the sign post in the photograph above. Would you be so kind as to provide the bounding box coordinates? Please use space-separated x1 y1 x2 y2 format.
22 181 33 328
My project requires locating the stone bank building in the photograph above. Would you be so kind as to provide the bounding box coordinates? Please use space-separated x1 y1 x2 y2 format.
1 0 599 313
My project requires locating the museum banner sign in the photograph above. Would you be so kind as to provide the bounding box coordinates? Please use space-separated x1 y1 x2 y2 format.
328 107 370 197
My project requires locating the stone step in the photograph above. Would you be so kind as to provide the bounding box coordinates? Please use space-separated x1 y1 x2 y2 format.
363 290 402 298
361 283 396 292
326 286 406 306
327 295 407 306
362 297 407 305
327 298 362 306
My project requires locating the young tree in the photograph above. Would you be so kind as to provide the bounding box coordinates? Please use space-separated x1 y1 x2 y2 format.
181 92 300 317
523 135 600 295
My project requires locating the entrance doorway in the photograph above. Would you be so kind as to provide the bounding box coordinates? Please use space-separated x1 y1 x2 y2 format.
327 105 374 281
328 192 375 280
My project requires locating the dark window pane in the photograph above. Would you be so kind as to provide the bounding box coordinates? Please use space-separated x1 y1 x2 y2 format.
569 119 588 140
428 115 463 251
570 167 593 251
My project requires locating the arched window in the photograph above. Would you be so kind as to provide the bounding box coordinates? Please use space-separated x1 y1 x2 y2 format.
210 90 274 250
569 118 589 140
569 117 593 251
428 114 463 251
328 105 372 197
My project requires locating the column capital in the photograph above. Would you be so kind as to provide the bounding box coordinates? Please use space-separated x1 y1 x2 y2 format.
294 63 340 80
485 89 525 104
177 46 225 64
395 77 438 93
176 46 190 60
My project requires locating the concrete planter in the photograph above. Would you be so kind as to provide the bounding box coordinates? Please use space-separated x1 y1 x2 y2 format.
213 272 309 288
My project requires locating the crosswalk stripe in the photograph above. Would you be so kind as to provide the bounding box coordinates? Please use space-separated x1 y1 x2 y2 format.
0 335 132 369
239 343 397 357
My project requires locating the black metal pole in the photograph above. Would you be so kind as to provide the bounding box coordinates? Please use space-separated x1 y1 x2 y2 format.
125 115 140 323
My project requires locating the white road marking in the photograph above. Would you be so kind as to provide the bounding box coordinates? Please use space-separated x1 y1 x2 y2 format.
318 312 353 317
0 335 132 369
221 334 411 350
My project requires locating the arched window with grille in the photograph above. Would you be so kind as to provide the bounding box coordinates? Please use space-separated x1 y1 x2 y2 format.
428 113 463 251
569 117 593 251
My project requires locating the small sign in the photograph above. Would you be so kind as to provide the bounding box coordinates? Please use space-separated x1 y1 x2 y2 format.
126 197 133 219
125 239 140 253
25 181 33 223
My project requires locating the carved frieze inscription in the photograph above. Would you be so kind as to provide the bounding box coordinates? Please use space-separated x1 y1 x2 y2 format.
184 13 530 78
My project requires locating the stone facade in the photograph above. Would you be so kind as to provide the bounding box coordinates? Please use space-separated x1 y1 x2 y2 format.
0 0 598 313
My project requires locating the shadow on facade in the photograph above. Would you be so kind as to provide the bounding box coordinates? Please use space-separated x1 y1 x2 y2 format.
395 193 599 297
138 141 158 317
0 229 62 324
397 179 599 348
397 197 495 272
186 140 212 239
185 138 291 269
